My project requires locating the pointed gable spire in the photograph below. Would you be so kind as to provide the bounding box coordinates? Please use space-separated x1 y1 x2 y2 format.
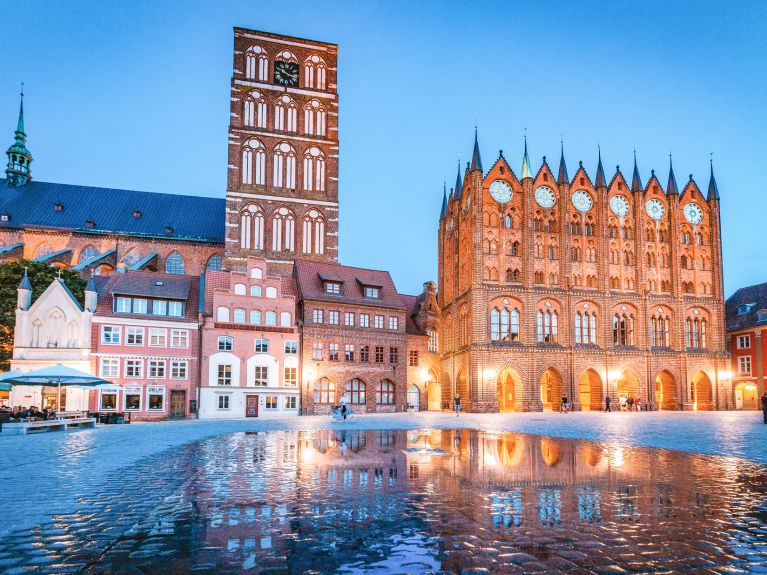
595 146 606 188
440 182 447 220
520 135 532 179
18 268 32 291
5 85 33 187
707 158 719 200
454 159 463 197
557 140 568 185
631 150 643 192
666 154 679 196
470 127 483 173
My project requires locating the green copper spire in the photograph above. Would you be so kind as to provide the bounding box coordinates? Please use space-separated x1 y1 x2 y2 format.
5 85 32 187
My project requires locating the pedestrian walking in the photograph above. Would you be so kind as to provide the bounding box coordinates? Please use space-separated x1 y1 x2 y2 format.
454 394 461 417
761 391 767 424
635 397 642 412
604 395 612 412
627 396 635 412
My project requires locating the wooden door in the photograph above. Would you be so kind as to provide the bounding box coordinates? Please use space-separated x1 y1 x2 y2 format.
246 395 259 417
170 390 186 418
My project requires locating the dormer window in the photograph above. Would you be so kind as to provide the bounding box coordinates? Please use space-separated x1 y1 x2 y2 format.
757 310 767 323
165 226 174 236
364 286 380 299
0 213 9 222
84 219 95 229
54 202 64 212
737 303 756 315
133 210 142 219
325 282 341 294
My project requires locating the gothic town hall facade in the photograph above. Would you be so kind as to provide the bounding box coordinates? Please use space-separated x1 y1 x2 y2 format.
1 27 731 413
438 134 729 412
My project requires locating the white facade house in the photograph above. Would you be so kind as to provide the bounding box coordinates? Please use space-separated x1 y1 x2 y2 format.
9 274 97 410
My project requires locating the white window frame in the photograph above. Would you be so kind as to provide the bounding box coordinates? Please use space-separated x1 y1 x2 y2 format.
738 355 752 375
170 329 189 349
168 301 183 317
132 298 148 314
125 359 143 378
284 396 297 409
170 360 188 380
148 360 166 379
265 395 278 409
313 309 324 323
360 314 370 328
284 341 298 355
123 386 143 411
253 366 268 387
328 311 339 325
284 366 297 386
102 325 121 345
126 327 144 346
153 299 167 316
344 312 355 327
736 335 751 349
388 316 399 330
217 364 233 386
146 386 166 412
217 336 233 351
115 297 131 313
99 387 119 411
149 328 167 348
374 315 384 329
99 358 119 378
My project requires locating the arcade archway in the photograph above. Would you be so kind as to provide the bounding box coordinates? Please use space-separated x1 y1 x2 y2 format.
616 369 642 404
654 371 677 410
691 371 713 410
578 369 603 411
540 368 563 411
497 367 522 412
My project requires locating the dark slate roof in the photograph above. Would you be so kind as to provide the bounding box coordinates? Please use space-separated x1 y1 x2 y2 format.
18 270 31 290
95 271 199 320
0 178 225 243
726 282 767 332
109 271 192 300
454 161 463 199
439 183 447 220
293 259 406 310
399 293 427 336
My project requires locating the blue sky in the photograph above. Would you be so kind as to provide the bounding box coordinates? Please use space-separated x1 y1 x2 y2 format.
1 0 765 296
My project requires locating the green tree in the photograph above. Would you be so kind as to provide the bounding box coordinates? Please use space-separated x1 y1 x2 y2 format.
0 260 87 370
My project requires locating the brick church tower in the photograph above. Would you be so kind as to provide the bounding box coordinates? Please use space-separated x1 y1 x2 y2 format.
438 131 730 412
224 28 339 275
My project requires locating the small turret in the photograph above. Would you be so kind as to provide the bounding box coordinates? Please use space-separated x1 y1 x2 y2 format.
470 128 483 173
5 87 33 187
595 146 606 188
521 135 532 180
707 159 719 201
84 274 98 313
631 151 643 192
557 141 568 185
17 268 32 310
666 154 679 196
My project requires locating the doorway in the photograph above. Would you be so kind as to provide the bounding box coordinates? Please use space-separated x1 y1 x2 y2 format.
170 390 186 419
735 382 758 410
540 368 563 411
246 395 259 417
407 384 420 411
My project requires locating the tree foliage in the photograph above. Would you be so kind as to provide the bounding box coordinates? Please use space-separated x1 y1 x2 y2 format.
0 261 87 370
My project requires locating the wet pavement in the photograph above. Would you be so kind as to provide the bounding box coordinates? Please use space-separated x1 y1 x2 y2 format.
2 428 766 574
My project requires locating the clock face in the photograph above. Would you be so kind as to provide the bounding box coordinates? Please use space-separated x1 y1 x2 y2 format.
571 190 593 212
534 186 556 209
683 202 703 225
609 194 630 218
274 61 299 86
489 180 512 204
645 198 666 221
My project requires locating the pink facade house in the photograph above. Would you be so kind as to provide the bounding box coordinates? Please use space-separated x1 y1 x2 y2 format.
199 257 299 419
90 271 201 420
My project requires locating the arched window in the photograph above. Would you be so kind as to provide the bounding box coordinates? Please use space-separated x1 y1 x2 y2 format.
265 287 277 298
206 255 222 271
314 378 335 404
649 312 671 347
274 94 298 132
345 378 366 404
303 100 326 136
245 46 269 81
250 285 262 297
271 207 296 252
685 316 707 349
302 147 326 192
536 309 558 343
272 142 296 189
234 283 246 295
490 305 520 342
575 311 597 344
216 307 230 322
612 313 635 346
280 311 292 327
265 311 277 326
233 308 246 323
33 243 53 259
122 249 141 268
243 90 267 128
681 255 688 269
376 380 395 404
241 138 266 185
249 310 261 324
79 246 98 263
303 54 327 89
240 205 265 250
302 209 325 255
165 252 184 275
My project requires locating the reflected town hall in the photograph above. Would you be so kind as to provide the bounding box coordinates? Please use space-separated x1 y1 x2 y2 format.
0 27 732 415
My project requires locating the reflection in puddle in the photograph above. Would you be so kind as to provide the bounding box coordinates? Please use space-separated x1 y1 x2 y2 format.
10 429 767 574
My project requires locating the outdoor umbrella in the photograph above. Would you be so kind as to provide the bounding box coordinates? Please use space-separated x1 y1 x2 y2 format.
1 365 111 412
0 370 23 393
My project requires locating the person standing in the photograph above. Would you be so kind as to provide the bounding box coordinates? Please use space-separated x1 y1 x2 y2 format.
604 395 612 412
761 391 767 424
454 394 461 417
627 396 635 412
635 397 642 412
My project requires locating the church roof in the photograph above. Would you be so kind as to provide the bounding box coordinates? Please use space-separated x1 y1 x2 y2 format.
0 178 225 243
726 282 767 332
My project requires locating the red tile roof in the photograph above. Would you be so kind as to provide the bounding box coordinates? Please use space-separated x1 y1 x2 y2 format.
293 259 405 310
726 282 767 332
